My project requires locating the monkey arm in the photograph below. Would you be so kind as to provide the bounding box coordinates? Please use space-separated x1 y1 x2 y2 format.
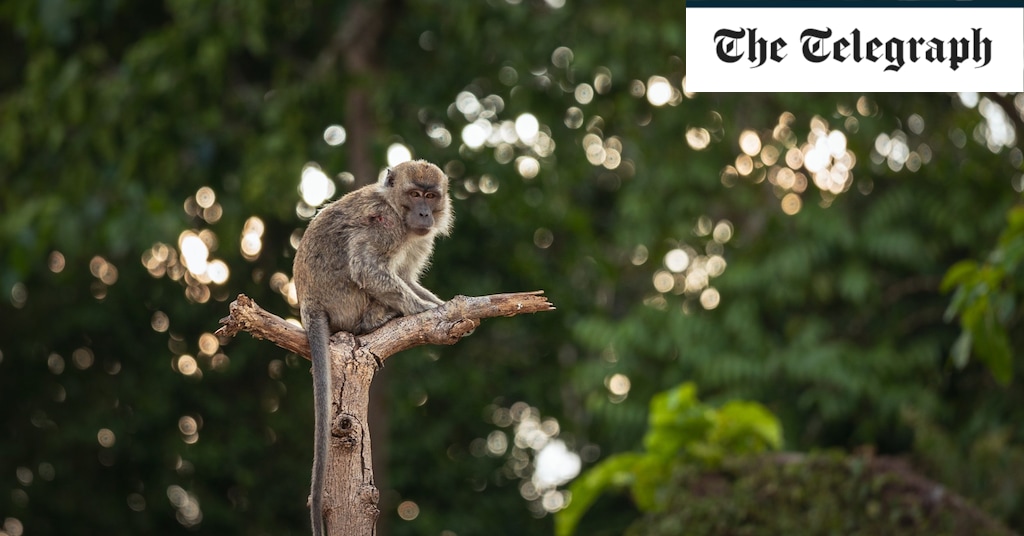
389 237 443 306
408 280 444 306
348 241 437 315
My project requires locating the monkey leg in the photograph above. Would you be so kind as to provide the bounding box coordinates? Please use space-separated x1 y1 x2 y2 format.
355 302 401 334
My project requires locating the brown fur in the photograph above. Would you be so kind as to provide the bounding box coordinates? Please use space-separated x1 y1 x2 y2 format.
292 160 452 535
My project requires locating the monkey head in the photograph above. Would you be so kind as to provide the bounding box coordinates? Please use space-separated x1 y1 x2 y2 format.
381 160 453 238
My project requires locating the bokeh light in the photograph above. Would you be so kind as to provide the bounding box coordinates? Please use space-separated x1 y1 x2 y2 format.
48 251 65 273
564 107 584 129
574 83 594 105
179 233 209 276
89 256 119 286
241 217 265 260
3 518 24 536
426 123 452 148
781 192 802 215
646 76 672 106
151 311 169 332
977 97 1016 152
648 216 734 308
177 355 199 376
206 260 229 285
167 485 203 527
958 92 979 108
386 143 413 166
533 440 581 488
739 130 761 156
606 373 631 398
730 113 862 205
195 187 215 208
479 401 582 516
97 428 116 447
653 270 674 293
664 249 690 272
323 124 346 146
551 46 573 68
517 156 540 179
533 227 554 249
198 333 219 356
462 120 489 149
631 245 649 266
713 221 733 243
179 415 199 444
686 128 711 150
47 353 64 375
397 500 420 521
72 347 94 370
515 114 539 144
594 68 612 94
300 163 335 206
449 89 558 187
700 287 721 310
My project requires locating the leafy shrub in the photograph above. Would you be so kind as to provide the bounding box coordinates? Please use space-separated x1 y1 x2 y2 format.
627 452 1015 536
556 382 781 536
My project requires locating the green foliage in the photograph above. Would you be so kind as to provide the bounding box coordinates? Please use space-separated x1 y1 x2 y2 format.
555 383 780 536
904 408 1024 528
2 0 1024 534
942 202 1024 384
626 452 1015 536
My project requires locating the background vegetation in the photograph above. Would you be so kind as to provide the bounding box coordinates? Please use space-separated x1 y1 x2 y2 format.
2 1 1022 535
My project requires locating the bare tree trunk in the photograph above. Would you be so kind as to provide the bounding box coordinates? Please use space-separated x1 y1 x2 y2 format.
321 330 380 535
310 5 400 529
313 0 394 186
216 292 555 535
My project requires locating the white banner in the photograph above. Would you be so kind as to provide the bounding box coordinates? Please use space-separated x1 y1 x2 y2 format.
686 4 1024 92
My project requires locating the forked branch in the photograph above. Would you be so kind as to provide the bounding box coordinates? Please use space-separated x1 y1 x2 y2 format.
215 291 555 363
215 291 553 535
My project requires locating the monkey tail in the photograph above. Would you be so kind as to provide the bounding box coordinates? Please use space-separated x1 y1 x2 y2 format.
307 311 332 536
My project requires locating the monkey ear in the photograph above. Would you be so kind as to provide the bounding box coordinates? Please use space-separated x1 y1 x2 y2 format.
385 168 396 188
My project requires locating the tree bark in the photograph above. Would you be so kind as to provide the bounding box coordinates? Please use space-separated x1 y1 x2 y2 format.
216 292 555 535
311 5 406 526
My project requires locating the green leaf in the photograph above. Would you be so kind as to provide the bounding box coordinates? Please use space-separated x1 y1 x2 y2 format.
970 309 1014 385
558 383 785 533
555 453 643 536
943 286 968 323
644 382 712 456
950 330 972 369
628 454 673 513
1006 205 1024 232
940 259 979 293
714 401 784 452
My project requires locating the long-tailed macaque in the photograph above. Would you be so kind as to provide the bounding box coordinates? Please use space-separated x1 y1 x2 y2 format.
292 160 452 535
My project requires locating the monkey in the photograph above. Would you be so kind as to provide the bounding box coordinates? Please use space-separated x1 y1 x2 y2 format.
292 159 452 536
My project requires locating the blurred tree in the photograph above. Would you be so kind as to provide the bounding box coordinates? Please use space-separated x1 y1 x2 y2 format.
625 451 1016 536
942 203 1024 385
556 382 781 536
1 0 1023 535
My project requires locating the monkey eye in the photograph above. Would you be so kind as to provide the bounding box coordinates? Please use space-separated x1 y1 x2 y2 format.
409 191 422 198
424 192 436 199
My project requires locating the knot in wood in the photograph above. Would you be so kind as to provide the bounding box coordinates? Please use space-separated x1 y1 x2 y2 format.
332 413 360 448
358 485 379 505
358 485 381 518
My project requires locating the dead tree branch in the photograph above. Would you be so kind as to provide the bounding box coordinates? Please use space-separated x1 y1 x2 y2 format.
216 291 555 363
215 291 554 536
